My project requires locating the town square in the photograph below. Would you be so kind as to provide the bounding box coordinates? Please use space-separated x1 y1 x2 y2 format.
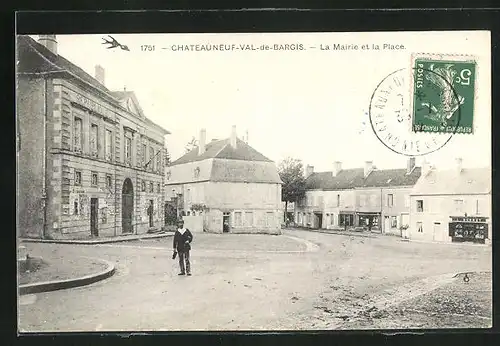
16 31 492 332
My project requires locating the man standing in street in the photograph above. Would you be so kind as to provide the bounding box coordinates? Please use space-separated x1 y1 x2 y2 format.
173 219 193 276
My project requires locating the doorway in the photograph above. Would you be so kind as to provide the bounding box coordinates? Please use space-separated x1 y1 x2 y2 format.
122 178 134 233
384 216 390 234
149 199 154 228
223 212 230 233
314 213 323 229
433 222 441 241
90 198 99 237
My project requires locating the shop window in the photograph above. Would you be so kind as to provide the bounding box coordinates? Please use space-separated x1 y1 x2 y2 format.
74 170 82 186
339 214 354 226
387 194 394 207
91 172 98 186
390 216 397 228
417 222 423 233
73 117 83 152
416 200 424 212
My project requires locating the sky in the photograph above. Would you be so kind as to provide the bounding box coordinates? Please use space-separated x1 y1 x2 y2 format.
31 31 491 172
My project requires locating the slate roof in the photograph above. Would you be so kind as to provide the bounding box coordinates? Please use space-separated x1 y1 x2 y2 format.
170 138 273 166
17 35 110 95
16 35 169 134
305 167 422 190
411 167 491 195
210 159 282 184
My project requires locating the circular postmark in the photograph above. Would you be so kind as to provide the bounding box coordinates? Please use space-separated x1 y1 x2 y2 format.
368 68 461 156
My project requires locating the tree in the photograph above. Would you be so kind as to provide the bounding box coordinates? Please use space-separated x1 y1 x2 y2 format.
278 157 306 223
185 136 198 153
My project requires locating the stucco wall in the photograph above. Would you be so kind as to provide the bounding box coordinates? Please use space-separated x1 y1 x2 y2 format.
409 193 492 242
17 76 48 238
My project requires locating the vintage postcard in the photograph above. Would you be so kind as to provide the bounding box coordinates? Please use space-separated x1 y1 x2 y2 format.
16 30 491 332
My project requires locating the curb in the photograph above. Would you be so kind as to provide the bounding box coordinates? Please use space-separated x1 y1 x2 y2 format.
20 233 173 245
18 258 116 295
288 228 376 239
399 238 491 247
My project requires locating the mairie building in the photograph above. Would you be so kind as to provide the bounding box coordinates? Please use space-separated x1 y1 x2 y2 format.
17 35 170 239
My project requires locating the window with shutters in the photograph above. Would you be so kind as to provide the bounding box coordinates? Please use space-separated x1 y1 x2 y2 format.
234 212 242 227
245 212 253 227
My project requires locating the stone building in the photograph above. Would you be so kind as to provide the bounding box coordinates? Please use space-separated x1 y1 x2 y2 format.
17 35 170 239
409 158 491 244
164 127 283 235
295 158 421 235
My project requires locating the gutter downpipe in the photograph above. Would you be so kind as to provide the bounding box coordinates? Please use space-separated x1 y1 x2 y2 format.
42 77 48 239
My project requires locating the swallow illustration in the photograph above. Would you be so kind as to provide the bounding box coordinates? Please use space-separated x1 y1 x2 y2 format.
102 35 130 51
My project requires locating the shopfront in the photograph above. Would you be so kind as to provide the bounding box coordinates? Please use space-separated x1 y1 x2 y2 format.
448 216 489 244
357 212 381 232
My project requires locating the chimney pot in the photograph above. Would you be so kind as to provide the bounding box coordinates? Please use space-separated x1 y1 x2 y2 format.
230 125 237 149
305 165 314 178
364 161 373 178
95 65 105 86
333 161 342 177
199 129 206 155
456 157 463 173
407 157 416 174
38 35 58 55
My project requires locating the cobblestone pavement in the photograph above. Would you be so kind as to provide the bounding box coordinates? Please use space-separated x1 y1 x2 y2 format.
18 230 491 332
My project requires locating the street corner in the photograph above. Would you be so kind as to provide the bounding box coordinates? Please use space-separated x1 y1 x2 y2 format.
18 255 116 295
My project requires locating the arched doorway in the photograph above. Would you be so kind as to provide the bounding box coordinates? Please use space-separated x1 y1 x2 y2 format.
122 178 134 233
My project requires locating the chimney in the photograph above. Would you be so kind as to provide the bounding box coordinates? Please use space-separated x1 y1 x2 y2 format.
230 125 237 149
421 160 432 176
95 65 105 86
332 161 342 177
406 157 416 174
456 157 463 173
364 161 374 178
305 165 314 178
198 128 206 155
38 35 57 54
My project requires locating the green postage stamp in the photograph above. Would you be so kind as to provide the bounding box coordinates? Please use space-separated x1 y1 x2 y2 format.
411 55 477 134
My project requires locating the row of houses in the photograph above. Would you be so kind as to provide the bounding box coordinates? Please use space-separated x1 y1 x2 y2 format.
17 35 491 244
294 158 491 244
